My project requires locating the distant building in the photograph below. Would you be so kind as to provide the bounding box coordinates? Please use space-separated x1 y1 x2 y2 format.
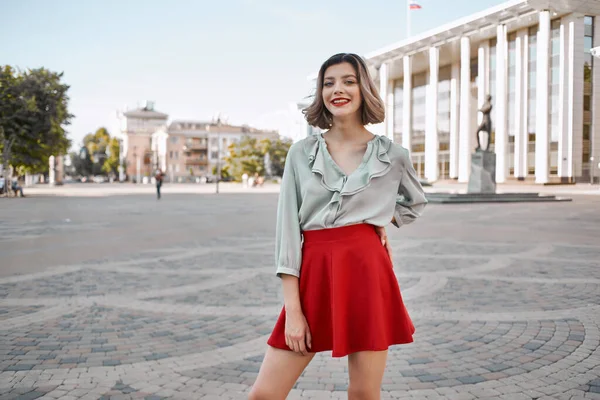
151 120 279 182
117 102 279 182
117 101 169 181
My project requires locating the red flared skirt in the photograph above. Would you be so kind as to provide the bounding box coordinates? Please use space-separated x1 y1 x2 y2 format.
267 223 415 358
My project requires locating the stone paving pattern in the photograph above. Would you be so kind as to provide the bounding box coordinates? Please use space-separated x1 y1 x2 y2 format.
0 193 599 399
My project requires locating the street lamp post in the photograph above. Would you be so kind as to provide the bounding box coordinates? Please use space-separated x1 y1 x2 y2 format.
216 132 221 194
591 156 595 185
133 151 140 184
591 47 599 185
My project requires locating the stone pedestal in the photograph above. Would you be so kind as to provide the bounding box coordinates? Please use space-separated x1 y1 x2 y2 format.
49 155 56 185
468 151 496 193
48 155 64 186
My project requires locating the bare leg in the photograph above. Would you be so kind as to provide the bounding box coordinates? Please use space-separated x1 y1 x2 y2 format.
347 350 388 400
249 346 315 400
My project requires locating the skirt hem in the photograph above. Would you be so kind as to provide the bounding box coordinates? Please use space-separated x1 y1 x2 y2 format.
267 338 414 358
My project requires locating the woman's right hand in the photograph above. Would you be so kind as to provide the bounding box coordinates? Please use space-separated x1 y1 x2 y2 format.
284 309 312 356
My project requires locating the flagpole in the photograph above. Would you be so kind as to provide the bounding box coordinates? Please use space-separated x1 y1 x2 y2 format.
407 0 411 38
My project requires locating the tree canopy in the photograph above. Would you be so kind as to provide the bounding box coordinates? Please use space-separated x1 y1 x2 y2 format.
0 66 72 176
223 136 292 180
69 127 120 177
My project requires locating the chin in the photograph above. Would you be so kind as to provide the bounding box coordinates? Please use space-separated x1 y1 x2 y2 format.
332 110 359 119
328 106 356 116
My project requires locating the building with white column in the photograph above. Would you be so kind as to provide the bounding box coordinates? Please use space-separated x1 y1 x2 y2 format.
353 0 599 184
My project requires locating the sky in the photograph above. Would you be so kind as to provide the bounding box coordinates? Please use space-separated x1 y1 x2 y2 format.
2 0 506 149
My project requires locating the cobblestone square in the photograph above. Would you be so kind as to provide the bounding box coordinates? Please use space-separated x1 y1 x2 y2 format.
0 192 599 399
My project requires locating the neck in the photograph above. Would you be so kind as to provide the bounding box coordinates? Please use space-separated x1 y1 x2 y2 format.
328 114 371 142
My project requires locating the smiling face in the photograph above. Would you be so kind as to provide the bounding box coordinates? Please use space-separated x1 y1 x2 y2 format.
303 53 385 129
322 62 362 121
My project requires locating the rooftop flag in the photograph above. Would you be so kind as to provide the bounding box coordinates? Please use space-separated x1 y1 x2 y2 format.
409 0 421 9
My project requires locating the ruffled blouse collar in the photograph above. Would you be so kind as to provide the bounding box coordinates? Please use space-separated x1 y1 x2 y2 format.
303 133 392 197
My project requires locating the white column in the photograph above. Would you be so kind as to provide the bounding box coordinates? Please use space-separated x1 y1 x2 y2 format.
136 156 142 184
567 18 575 179
378 62 389 138
495 24 508 183
514 29 526 178
49 155 56 185
571 15 585 177
402 56 413 150
478 42 489 123
386 80 395 142
535 10 551 184
458 36 472 182
425 46 439 182
450 61 460 179
521 31 530 178
558 20 568 178
593 12 600 183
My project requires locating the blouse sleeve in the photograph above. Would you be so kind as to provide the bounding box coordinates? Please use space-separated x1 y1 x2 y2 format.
275 146 303 278
392 150 428 228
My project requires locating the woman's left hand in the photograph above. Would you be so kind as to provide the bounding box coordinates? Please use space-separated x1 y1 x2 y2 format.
374 226 393 262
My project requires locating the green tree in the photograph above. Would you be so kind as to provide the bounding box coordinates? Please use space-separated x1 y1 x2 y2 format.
83 127 110 176
69 128 120 178
212 165 230 179
69 147 93 177
0 66 21 180
0 66 72 180
102 137 120 175
261 137 293 177
224 135 265 180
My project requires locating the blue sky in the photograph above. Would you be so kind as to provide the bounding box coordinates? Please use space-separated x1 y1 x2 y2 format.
2 0 505 148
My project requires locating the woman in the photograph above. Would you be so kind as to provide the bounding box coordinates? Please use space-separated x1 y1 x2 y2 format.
249 53 427 400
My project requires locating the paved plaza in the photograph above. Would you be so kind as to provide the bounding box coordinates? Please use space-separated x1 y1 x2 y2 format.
0 189 599 399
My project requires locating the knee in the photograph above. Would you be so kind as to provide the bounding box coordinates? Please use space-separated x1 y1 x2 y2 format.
248 385 279 400
348 385 379 400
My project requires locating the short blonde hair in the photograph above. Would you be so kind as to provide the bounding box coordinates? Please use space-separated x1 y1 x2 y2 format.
303 53 385 129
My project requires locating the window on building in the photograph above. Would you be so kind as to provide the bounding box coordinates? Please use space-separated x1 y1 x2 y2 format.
411 73 427 144
410 73 427 179
470 57 478 83
393 79 404 144
507 32 517 176
489 38 497 150
582 125 591 164
211 151 219 159
582 16 594 180
169 151 173 159
526 26 538 175
584 95 591 111
437 65 451 154
170 137 179 144
549 19 561 175
210 138 218 147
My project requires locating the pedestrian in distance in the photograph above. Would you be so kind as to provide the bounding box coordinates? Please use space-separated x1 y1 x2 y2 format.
155 169 164 199
249 53 428 400
11 178 24 197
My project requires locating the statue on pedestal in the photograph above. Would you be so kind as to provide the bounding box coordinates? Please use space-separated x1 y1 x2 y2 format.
468 94 496 194
476 95 493 152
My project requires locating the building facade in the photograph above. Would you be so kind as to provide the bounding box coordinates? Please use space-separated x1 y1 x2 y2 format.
361 0 599 184
117 102 169 181
118 103 280 182
151 120 279 182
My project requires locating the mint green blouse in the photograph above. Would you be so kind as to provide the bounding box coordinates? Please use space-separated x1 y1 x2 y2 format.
275 133 427 278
